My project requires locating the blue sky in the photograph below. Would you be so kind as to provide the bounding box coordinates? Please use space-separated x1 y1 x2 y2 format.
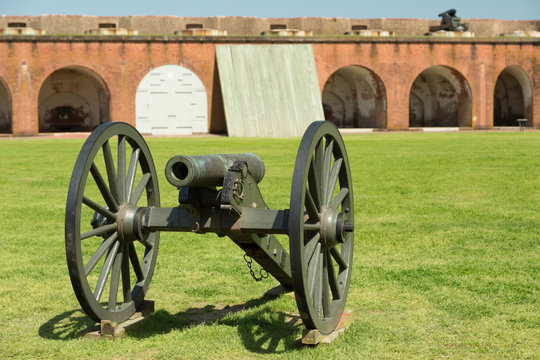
1 0 538 20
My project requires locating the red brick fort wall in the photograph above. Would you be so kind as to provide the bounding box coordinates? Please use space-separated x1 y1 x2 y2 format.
0 36 537 134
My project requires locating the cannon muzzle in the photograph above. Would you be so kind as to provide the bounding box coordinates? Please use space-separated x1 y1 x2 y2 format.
165 153 265 188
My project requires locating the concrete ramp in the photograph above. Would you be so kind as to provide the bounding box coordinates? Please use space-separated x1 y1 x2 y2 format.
216 44 324 137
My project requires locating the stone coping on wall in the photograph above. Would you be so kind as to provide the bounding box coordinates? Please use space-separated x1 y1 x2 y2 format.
0 34 538 44
3 128 539 140
1 15 537 38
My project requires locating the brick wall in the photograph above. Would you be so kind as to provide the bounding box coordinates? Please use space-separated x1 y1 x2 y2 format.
0 35 538 134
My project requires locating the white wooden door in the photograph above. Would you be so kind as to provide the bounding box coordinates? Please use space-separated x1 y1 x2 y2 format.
136 65 207 135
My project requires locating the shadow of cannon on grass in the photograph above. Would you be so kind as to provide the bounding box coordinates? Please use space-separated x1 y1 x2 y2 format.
216 306 302 353
39 291 303 353
38 309 95 340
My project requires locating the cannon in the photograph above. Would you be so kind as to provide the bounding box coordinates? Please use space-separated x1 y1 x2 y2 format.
429 9 469 32
65 120 354 335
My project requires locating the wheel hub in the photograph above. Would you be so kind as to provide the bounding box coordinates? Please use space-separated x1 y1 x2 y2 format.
320 206 352 249
117 203 147 243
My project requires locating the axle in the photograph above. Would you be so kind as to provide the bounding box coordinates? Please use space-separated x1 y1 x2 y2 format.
142 206 290 235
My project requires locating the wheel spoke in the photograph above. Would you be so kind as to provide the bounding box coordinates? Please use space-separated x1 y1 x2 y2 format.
137 236 154 249
82 196 117 221
80 223 117 241
325 158 343 206
84 232 118 276
313 256 322 317
102 140 119 201
117 136 126 204
308 157 321 210
304 233 320 264
330 246 348 270
322 139 334 204
108 245 123 310
304 187 320 222
94 240 120 301
307 243 321 298
128 242 144 282
126 148 140 203
326 249 341 300
322 251 330 317
329 187 349 210
131 173 151 205
315 138 324 190
121 244 131 303
90 163 119 212
303 223 320 231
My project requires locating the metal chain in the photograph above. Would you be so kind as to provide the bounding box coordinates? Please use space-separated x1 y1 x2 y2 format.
243 254 269 282
232 179 245 200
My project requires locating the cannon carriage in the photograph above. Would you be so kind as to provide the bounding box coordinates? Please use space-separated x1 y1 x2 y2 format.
65 120 354 336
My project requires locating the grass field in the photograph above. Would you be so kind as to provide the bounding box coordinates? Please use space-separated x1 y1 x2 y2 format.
0 131 539 359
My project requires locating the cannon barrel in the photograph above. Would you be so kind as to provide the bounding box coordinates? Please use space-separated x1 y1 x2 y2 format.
438 9 456 17
165 153 265 188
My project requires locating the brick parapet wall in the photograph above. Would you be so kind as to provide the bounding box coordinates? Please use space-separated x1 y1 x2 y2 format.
0 15 538 37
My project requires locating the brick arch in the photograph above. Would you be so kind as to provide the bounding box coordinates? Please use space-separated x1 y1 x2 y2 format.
37 66 111 132
0 76 12 133
409 65 472 128
322 65 387 128
493 65 533 127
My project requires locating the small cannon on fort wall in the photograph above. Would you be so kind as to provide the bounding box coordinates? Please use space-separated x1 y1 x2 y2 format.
429 9 469 32
65 120 354 335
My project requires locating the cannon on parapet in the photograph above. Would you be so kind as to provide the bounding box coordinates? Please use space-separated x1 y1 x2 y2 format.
429 9 469 32
65 121 354 336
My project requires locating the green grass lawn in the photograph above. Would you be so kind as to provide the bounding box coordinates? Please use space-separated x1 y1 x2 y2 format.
0 131 538 359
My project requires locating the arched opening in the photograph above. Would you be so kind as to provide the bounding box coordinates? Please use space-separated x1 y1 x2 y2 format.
38 67 110 132
409 65 472 127
322 66 387 128
136 65 208 135
494 66 533 127
0 77 12 133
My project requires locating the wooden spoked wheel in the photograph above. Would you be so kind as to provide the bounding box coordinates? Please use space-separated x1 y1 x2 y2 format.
289 121 354 335
65 122 160 323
